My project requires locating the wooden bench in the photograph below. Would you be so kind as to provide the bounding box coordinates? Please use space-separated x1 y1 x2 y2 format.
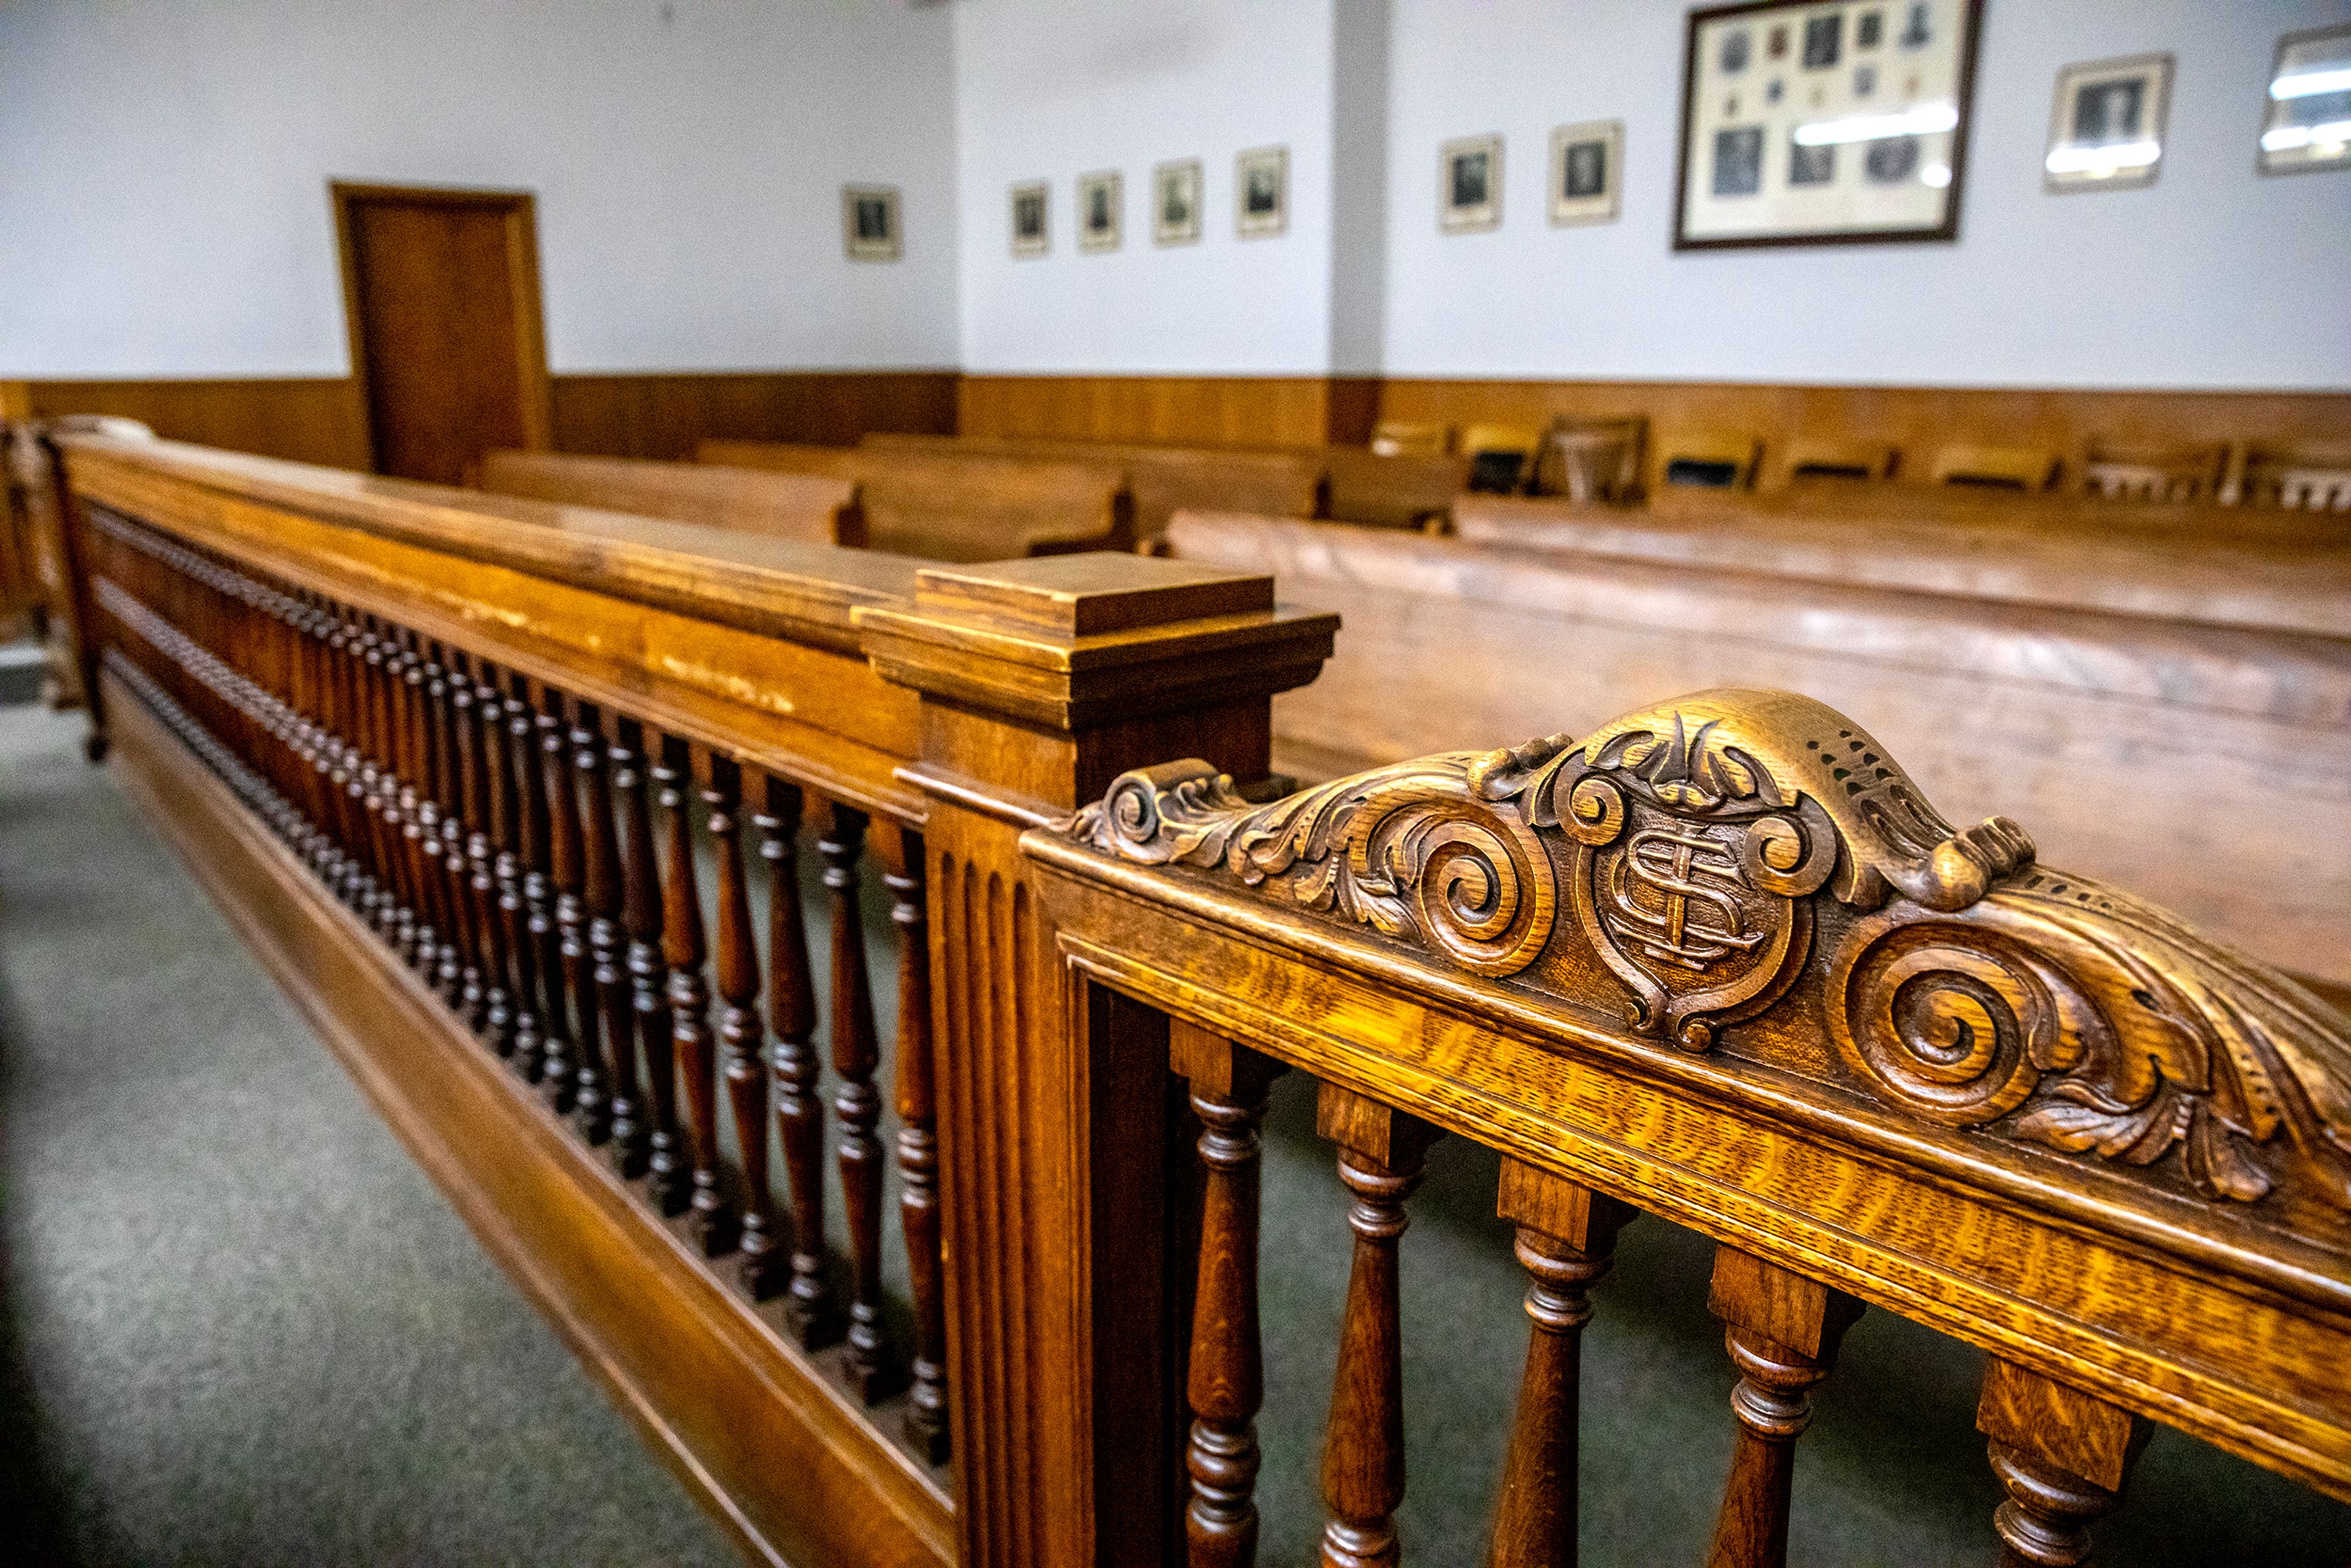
860 431 1324 543
1322 445 1471 530
474 448 863 546
1166 509 2351 990
697 438 1132 560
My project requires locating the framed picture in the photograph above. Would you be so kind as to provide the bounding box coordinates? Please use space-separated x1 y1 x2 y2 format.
1235 145 1288 239
1009 180 1048 258
2259 25 2351 176
1153 159 1203 245
1673 0 1983 250
1078 170 1122 253
842 185 901 262
2044 53 2172 192
1549 119 1624 225
1440 133 1503 233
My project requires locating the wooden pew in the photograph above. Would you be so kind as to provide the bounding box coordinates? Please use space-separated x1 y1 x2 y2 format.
474 448 863 546
860 431 1324 542
1451 493 2351 634
697 438 1132 560
1166 509 2351 989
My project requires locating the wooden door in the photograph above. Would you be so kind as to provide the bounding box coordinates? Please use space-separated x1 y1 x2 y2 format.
332 183 553 485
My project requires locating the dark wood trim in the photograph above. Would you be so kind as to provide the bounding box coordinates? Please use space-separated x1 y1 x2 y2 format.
104 668 954 1568
330 181 557 471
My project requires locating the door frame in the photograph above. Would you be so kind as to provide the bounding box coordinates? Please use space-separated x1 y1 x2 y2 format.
329 181 556 475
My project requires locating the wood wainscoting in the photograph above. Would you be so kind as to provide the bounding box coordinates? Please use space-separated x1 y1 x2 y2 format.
1 372 959 470
552 371 959 459
4 378 373 469
957 374 1376 449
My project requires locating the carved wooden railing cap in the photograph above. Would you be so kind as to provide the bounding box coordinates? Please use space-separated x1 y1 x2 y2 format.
1046 686 2351 1248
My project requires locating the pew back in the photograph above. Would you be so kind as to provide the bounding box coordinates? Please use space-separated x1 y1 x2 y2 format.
860 431 1325 542
697 439 1133 560
474 448 863 547
1166 509 2351 989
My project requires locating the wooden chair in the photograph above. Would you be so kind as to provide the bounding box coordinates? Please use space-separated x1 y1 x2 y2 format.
1772 437 1899 486
699 438 1132 559
1534 416 1646 504
1322 446 1472 530
2079 441 2225 505
2243 443 2351 512
1653 430 1763 490
1459 421 1548 495
1930 444 2061 492
1368 420 1451 458
476 449 863 546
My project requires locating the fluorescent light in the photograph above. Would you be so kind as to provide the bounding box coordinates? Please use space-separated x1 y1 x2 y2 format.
1921 163 1952 188
1791 102 1959 146
2271 66 2351 100
2045 139 2161 174
2263 119 2351 151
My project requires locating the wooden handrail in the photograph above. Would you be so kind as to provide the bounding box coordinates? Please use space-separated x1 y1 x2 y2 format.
1025 687 2351 1557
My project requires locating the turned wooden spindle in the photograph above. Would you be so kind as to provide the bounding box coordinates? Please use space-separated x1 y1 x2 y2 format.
1976 1358 2148 1568
561 704 612 1139
1173 1023 1286 1568
498 681 547 1086
880 825 948 1462
538 696 588 1114
706 756 779 1296
614 719 678 1198
447 662 498 1033
756 778 834 1345
1703 1247 1865 1568
820 803 893 1400
655 735 735 1255
421 648 467 1003
474 667 527 1055
1484 1163 1638 1568
1316 1082 1442 1568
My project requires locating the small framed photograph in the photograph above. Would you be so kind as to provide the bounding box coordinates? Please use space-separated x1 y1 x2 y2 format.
2259 25 2351 176
1078 170 1122 253
1009 179 1049 258
1153 159 1203 245
1674 0 1984 249
842 185 901 262
1440 134 1503 233
2044 53 2172 191
1235 145 1288 239
1549 120 1623 225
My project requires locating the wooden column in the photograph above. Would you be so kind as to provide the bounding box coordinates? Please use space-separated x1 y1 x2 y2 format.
1976 1359 2147 1568
857 555 1336 1568
820 803 894 1401
1484 1162 1638 1568
1703 1248 1865 1568
1315 1082 1441 1568
706 755 779 1296
654 735 735 1257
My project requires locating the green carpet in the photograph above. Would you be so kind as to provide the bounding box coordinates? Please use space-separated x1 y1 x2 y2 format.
0 705 741 1567
3 699 2344 1566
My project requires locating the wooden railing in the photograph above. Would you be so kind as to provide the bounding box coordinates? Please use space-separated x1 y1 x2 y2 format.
29 426 2351 1567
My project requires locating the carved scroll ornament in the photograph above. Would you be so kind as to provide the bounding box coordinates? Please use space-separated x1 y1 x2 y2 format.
1065 688 2351 1215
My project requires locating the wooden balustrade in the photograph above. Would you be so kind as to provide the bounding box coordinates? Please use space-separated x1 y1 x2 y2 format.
39 426 2351 1568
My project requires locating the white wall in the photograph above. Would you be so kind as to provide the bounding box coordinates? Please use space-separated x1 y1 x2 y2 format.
0 0 958 378
1381 0 2351 388
952 0 1338 375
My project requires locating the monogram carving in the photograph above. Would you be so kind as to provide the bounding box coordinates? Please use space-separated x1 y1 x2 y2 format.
1060 688 2351 1212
